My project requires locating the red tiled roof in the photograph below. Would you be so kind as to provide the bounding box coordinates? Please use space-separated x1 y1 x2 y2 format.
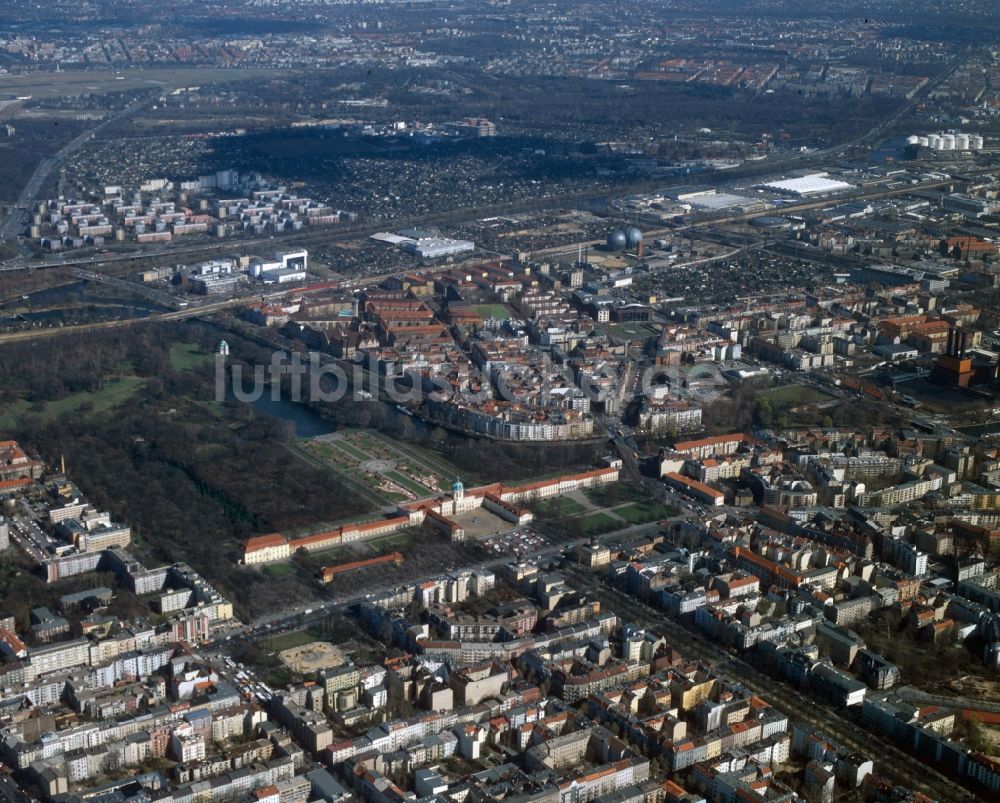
674 433 749 452
242 533 288 552
664 472 724 500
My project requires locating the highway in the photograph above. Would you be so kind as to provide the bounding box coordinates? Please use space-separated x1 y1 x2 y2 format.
0 97 153 242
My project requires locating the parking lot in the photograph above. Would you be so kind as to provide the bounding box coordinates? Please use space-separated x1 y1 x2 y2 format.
479 526 548 559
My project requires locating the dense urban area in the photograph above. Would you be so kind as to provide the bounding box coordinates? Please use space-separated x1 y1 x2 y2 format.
1 0 1000 802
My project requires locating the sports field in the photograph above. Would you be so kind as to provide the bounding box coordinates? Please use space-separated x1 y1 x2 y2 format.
264 628 322 653
759 384 834 406
470 304 510 320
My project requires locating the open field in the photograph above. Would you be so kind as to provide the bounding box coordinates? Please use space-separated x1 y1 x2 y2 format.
606 322 660 341
0 68 289 100
302 544 352 563
533 496 587 518
469 303 510 319
760 384 835 407
263 562 295 578
574 512 620 537
278 641 344 674
363 532 414 552
386 470 433 497
534 479 682 542
584 480 648 508
950 677 1000 704
899 378 995 416
263 628 323 653
0 375 144 427
300 531 413 566
327 439 369 463
302 429 461 503
309 535 476 600
169 342 214 371
452 507 512 539
614 500 679 524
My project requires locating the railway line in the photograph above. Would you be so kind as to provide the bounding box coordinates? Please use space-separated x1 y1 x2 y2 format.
562 565 980 803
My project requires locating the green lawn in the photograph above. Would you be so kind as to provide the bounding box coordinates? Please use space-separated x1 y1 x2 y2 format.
267 666 295 687
304 542 350 562
382 439 461 484
387 470 434 497
760 384 834 407
263 563 294 578
367 532 413 552
614 501 679 524
265 629 322 653
328 429 469 487
574 512 621 537
331 440 369 463
533 496 586 518
607 323 658 341
170 342 215 371
354 434 382 451
584 481 647 508
0 375 144 427
470 304 510 320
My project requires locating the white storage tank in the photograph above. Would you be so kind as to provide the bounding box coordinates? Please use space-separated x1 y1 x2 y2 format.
955 134 970 151
970 134 984 150
927 134 941 150
918 136 929 147
940 134 955 150
906 135 920 146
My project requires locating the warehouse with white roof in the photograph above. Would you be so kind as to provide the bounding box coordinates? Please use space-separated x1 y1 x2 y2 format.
757 173 854 196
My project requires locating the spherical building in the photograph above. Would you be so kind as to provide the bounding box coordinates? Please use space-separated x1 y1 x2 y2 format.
607 229 628 251
625 227 643 248
906 135 920 146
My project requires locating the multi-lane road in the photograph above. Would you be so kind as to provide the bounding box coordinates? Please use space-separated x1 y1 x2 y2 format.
560 564 980 803
0 97 152 241
210 507 980 803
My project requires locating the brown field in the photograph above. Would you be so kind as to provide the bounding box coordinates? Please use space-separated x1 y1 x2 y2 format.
278 640 345 674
